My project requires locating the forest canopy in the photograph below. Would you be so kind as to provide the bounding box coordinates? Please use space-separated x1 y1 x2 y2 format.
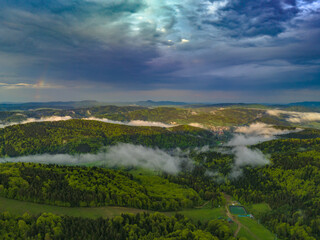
0 120 219 157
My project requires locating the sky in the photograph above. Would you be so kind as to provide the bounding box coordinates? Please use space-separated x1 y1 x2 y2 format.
0 0 319 103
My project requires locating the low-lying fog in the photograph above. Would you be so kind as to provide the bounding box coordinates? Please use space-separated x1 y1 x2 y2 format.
0 116 176 129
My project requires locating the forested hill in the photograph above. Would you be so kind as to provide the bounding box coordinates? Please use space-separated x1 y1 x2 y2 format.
280 128 320 139
226 137 320 239
0 211 233 240
0 163 200 211
0 119 219 157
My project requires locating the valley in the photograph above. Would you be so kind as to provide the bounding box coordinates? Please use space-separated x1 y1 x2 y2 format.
0 103 320 239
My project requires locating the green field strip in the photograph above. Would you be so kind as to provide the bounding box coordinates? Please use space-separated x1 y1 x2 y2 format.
238 217 275 240
171 207 226 222
0 197 149 219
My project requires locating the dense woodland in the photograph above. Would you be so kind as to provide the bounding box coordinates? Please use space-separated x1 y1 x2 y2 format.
163 151 232 207
280 128 320 139
0 120 219 157
0 105 146 122
224 137 320 240
0 163 200 211
95 107 264 126
161 136 320 240
0 211 239 240
1 118 320 239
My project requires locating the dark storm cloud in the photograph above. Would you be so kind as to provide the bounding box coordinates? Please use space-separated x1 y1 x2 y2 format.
203 0 298 37
0 0 319 100
0 0 165 87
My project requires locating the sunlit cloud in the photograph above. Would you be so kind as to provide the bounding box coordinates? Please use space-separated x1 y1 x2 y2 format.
0 81 62 89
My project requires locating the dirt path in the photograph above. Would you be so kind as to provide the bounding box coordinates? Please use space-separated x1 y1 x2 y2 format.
226 205 242 237
223 193 262 240
224 193 241 237
195 200 210 209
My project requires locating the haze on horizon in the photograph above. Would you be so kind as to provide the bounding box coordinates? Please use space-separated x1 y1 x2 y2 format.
0 0 319 103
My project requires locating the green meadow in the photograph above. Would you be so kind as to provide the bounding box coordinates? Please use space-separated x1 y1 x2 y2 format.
237 217 275 240
0 193 277 240
0 197 149 219
0 196 226 223
172 207 226 222
247 203 271 218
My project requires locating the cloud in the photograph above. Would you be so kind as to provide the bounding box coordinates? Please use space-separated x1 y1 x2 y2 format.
0 0 319 102
232 147 268 166
84 117 175 128
188 123 207 129
0 116 176 129
0 143 191 174
227 134 273 146
0 82 62 89
267 109 320 123
0 116 72 128
205 0 228 16
21 116 72 123
203 0 299 38
227 122 296 146
180 39 189 44
235 122 295 137
226 122 299 178
230 146 269 178
99 144 189 173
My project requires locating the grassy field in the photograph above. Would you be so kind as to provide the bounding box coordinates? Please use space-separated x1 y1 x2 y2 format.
0 197 149 219
171 207 226 222
238 227 257 240
238 217 275 240
0 196 276 239
227 202 274 240
0 196 225 223
247 203 271 218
